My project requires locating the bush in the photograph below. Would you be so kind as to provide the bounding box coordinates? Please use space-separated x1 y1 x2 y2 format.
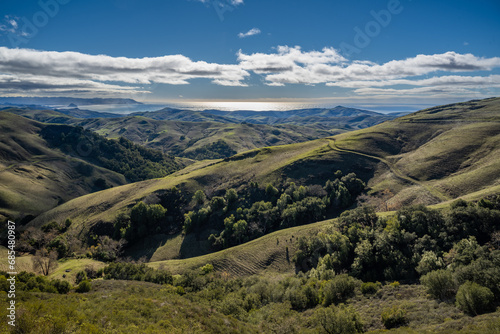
322 274 359 306
360 282 381 295
314 305 364 334
51 279 71 294
421 269 456 300
76 280 91 293
381 305 408 329
75 270 88 284
456 281 494 316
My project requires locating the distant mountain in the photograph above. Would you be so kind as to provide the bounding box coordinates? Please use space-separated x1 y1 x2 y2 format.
133 105 397 130
54 107 122 119
0 96 142 106
2 106 121 122
4 107 337 158
131 107 236 123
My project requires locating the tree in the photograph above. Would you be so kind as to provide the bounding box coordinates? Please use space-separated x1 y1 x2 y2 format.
76 280 92 293
32 249 58 276
416 251 444 275
225 189 238 209
420 269 456 300
193 190 206 205
456 281 494 316
321 274 359 306
265 184 279 199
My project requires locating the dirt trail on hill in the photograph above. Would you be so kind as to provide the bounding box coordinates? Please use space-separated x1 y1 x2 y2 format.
328 139 451 202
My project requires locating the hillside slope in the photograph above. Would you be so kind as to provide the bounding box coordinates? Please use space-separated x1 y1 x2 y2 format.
4 105 393 158
28 98 500 232
0 112 127 220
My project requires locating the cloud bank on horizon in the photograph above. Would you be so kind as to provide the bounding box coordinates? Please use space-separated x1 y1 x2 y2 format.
0 46 499 100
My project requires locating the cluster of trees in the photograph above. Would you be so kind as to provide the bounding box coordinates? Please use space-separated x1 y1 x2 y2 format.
0 271 70 294
17 219 74 263
114 201 168 241
179 171 365 250
111 187 188 245
294 200 500 282
41 124 179 181
99 262 173 285
182 139 237 160
292 199 500 318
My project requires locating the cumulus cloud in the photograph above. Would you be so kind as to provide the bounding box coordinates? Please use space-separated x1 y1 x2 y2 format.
326 75 500 89
0 45 499 99
0 74 149 97
238 28 261 38
237 50 500 86
0 47 250 95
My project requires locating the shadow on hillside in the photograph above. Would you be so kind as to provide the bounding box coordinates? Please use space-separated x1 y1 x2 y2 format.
124 233 178 261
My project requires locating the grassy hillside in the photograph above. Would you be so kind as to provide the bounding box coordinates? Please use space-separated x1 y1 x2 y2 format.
0 112 183 220
0 112 128 220
74 116 337 157
22 98 500 271
4 107 338 157
330 97 500 208
5 105 396 159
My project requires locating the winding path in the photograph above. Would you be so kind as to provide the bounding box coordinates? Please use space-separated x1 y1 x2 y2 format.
328 139 451 202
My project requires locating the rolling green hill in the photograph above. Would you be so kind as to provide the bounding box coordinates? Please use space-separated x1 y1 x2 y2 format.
3 107 348 159
77 117 337 158
26 98 500 271
4 105 397 159
0 112 182 220
0 112 128 220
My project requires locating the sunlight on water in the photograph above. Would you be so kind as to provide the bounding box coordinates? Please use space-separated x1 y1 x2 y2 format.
179 101 321 111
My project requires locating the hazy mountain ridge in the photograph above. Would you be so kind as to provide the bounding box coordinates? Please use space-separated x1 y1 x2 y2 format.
132 105 397 130
0 96 142 106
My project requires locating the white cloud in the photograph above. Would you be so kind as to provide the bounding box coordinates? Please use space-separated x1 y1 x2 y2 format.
240 50 500 86
0 45 499 100
326 75 500 89
0 47 250 93
0 16 19 34
0 74 149 97
238 28 261 38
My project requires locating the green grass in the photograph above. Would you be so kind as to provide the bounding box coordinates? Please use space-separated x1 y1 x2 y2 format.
0 280 259 333
48 258 107 284
0 112 128 219
148 218 335 276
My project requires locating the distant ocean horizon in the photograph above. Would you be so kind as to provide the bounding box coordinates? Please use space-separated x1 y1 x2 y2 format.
61 101 429 115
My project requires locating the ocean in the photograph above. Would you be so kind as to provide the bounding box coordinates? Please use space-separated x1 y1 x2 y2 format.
69 101 426 115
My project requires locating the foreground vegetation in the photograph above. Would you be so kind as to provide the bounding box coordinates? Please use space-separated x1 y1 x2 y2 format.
2 198 499 333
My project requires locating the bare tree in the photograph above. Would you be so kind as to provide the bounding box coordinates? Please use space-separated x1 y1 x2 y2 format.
32 248 58 275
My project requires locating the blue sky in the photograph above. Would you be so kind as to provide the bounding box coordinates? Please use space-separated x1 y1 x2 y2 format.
0 0 499 109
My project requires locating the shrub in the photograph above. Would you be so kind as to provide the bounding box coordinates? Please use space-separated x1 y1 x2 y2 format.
322 274 359 306
360 282 381 295
456 281 494 316
51 279 71 294
75 270 88 284
421 269 456 300
200 264 214 275
314 305 364 334
388 281 400 288
381 305 408 329
76 280 91 293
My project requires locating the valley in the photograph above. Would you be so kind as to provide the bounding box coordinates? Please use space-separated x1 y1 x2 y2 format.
1 97 500 333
